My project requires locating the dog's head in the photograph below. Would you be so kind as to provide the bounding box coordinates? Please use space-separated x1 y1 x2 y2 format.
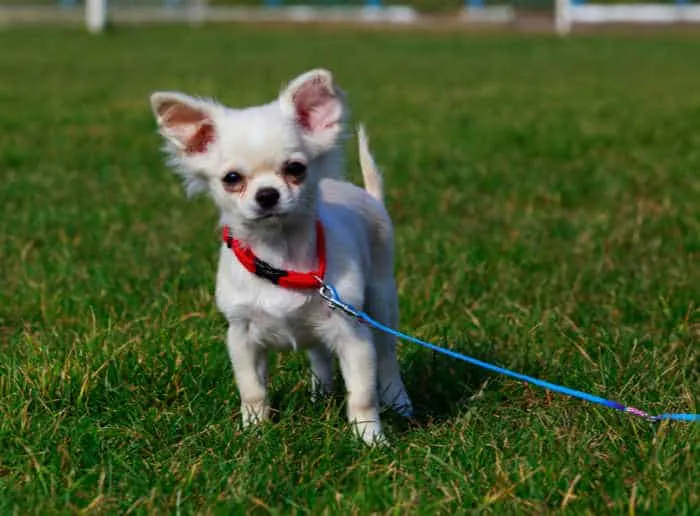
151 69 345 228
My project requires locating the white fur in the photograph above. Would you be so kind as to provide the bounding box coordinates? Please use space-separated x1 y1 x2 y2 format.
151 69 412 445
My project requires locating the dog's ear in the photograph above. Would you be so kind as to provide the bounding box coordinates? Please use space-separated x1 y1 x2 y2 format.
279 69 345 155
150 92 217 154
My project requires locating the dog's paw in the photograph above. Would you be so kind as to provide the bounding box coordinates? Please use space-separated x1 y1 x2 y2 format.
380 388 414 418
352 419 387 446
392 401 414 419
240 401 270 427
310 377 333 404
310 390 329 404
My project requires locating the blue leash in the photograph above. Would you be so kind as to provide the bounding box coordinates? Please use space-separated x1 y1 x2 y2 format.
318 283 699 423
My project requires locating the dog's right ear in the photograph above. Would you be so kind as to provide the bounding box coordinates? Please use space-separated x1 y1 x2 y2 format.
150 92 216 154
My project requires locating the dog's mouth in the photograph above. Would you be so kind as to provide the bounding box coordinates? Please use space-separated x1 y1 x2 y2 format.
255 211 285 222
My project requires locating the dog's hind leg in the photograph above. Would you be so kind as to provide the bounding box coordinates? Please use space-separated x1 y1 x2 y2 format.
366 280 413 418
307 345 334 402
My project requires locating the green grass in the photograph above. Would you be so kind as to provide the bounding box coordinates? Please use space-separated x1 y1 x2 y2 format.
1 25 699 514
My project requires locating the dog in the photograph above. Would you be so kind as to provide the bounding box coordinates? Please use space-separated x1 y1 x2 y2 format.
150 69 412 444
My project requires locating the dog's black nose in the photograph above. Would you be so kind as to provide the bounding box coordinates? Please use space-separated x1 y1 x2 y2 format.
255 187 280 209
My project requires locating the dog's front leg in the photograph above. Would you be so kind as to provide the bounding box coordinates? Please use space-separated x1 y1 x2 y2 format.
329 319 385 445
226 324 269 427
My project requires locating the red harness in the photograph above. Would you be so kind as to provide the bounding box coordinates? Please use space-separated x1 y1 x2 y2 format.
222 221 326 290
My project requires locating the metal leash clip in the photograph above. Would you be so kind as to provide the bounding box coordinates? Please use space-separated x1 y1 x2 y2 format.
316 278 362 320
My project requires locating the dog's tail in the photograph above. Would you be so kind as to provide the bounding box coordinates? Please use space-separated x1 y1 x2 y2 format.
358 125 384 203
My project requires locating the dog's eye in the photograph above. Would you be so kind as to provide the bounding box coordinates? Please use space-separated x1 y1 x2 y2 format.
222 171 243 186
282 161 307 181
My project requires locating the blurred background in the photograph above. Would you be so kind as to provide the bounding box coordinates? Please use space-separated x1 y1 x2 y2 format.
1 0 698 513
1 0 699 34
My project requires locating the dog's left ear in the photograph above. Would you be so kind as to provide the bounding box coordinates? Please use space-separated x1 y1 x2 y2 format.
279 69 345 154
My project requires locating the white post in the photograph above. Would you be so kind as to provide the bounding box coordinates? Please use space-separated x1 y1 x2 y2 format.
86 0 107 34
191 0 207 25
555 0 572 35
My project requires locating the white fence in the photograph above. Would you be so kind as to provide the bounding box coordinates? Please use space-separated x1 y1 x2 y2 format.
556 0 700 33
0 0 421 33
1 0 699 34
0 0 517 32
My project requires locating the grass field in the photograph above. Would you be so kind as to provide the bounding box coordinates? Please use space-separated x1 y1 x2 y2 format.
0 25 699 513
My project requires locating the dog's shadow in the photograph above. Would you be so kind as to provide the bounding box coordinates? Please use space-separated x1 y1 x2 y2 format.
387 343 493 432
266 343 491 429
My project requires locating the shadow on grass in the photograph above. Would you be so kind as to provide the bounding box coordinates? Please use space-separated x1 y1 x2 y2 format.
242 343 496 435
386 343 493 432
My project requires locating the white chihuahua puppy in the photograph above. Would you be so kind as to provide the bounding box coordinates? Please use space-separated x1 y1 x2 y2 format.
150 69 412 444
